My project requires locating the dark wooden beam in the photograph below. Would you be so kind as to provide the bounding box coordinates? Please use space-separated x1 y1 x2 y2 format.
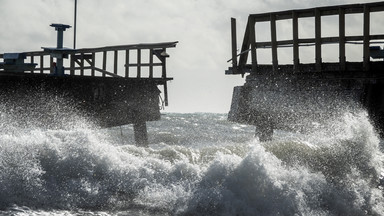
292 11 299 71
339 8 346 71
249 17 257 73
125 50 129 78
315 8 322 71
231 18 238 74
270 14 278 72
363 5 370 71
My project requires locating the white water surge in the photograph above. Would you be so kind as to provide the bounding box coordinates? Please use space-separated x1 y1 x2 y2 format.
0 106 383 215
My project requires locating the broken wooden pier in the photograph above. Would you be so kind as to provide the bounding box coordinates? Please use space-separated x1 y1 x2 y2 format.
227 2 384 140
0 23 177 146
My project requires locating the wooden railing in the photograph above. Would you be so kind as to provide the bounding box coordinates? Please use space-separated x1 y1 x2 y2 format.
0 41 177 79
0 41 178 106
228 2 384 75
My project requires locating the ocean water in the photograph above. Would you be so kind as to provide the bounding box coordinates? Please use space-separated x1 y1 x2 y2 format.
0 107 383 215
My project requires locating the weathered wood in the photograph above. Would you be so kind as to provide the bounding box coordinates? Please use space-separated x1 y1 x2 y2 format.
315 8 322 71
137 49 141 78
149 49 154 78
40 55 44 74
30 56 34 73
114 50 118 75
94 67 122 78
161 49 167 79
164 82 169 106
91 52 95 76
239 18 252 72
249 2 384 21
363 5 370 71
339 7 346 71
70 54 75 75
80 53 84 76
231 17 238 74
75 41 178 53
50 57 53 74
249 17 257 73
102 51 107 77
125 49 129 77
292 11 299 71
270 14 278 72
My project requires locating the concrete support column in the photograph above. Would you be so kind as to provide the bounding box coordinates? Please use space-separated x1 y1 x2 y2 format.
134 121 148 147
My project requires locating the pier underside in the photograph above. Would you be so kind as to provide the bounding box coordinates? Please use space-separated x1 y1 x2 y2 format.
0 72 167 129
229 62 384 141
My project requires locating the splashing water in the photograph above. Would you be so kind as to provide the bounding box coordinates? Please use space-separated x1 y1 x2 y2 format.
0 103 383 215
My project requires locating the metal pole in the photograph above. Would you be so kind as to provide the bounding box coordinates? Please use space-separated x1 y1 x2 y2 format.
74 0 77 49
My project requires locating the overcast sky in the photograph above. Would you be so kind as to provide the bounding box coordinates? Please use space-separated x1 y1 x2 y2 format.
0 0 381 113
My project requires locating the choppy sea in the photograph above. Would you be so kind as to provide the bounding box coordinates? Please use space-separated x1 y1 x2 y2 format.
0 108 383 215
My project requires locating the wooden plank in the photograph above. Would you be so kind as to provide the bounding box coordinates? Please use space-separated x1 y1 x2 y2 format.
127 63 163 67
339 8 346 71
239 17 252 71
149 49 154 78
164 83 169 106
125 50 129 77
250 2 384 22
102 51 107 77
137 49 141 78
70 54 75 75
30 55 34 73
249 17 257 73
50 57 53 74
292 11 299 71
231 18 238 74
162 49 167 78
253 34 384 49
91 52 95 76
270 14 278 72
363 5 370 71
114 50 118 75
75 41 178 53
40 55 44 74
315 8 322 71
94 67 122 78
80 53 84 76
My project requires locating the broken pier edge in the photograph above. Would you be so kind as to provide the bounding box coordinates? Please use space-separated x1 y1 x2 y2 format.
227 2 384 141
0 23 178 146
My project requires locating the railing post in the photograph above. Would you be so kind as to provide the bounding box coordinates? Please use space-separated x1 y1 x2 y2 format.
80 53 84 76
50 57 54 74
249 16 257 73
40 55 44 74
149 48 154 78
161 48 168 106
231 17 238 74
270 14 278 73
102 51 107 77
315 8 322 71
292 11 300 72
91 52 95 76
30 55 34 73
137 49 141 78
363 5 370 71
125 49 129 77
114 50 118 75
339 7 346 71
70 54 75 75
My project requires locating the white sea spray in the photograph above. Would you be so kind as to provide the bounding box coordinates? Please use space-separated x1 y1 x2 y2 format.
0 110 383 215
